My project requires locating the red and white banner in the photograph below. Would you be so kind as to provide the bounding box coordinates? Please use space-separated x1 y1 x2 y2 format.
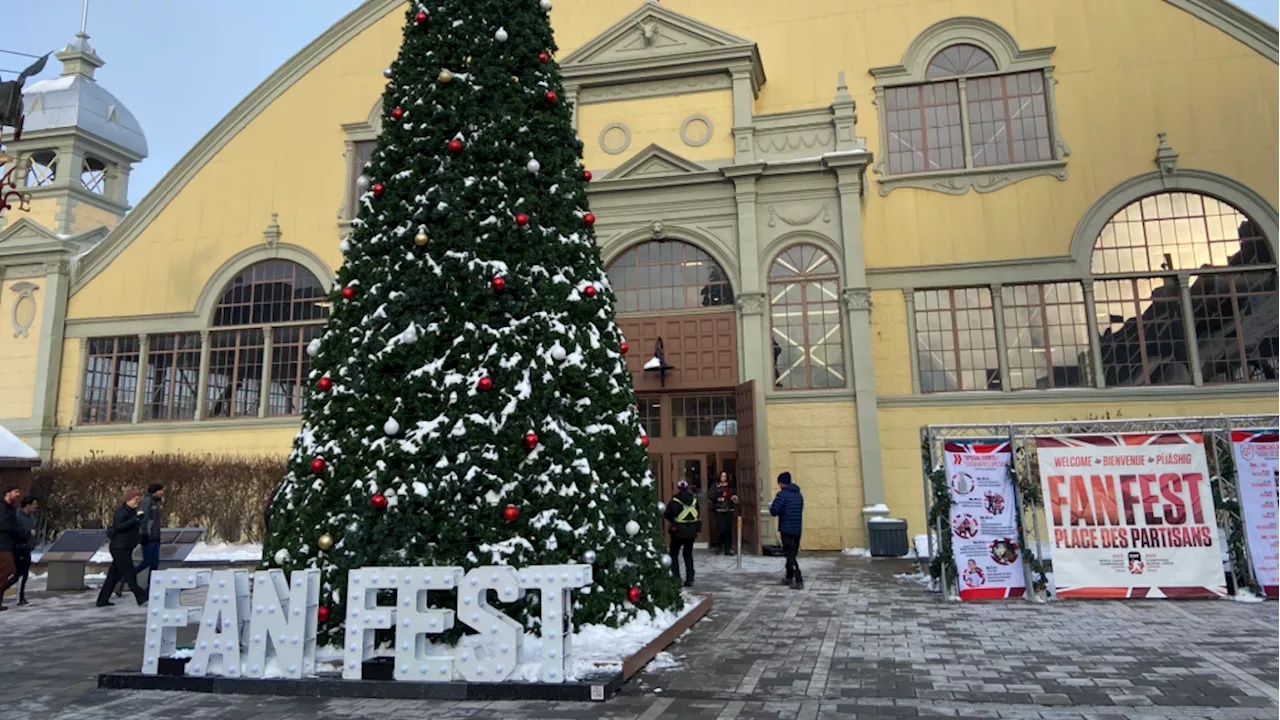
1037 433 1226 599
1231 430 1279 597
943 440 1025 600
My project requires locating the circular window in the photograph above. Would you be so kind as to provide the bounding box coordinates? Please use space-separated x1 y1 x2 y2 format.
599 123 631 155
680 115 714 147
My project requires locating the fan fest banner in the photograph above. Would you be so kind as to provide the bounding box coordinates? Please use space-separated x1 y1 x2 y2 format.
943 440 1026 600
1036 433 1226 599
1230 429 1279 597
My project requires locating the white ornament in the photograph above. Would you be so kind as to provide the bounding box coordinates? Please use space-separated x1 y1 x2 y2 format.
540 0 552 9
273 549 291 565
356 175 370 192
526 158 541 174
306 338 321 357
625 520 640 537
550 345 567 362
657 501 665 513
495 27 509 43
338 237 351 254
382 68 394 79
384 418 401 437
581 550 597 564
661 555 672 568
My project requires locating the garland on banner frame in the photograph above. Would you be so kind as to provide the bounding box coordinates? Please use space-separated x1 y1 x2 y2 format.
1207 434 1258 595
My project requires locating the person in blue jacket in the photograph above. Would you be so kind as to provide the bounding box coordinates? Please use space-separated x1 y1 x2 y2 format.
769 472 804 590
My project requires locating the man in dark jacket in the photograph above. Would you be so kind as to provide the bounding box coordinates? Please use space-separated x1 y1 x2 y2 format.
769 472 805 590
663 481 700 587
97 490 148 607
0 486 23 611
1 496 37 606
133 483 165 584
712 472 738 555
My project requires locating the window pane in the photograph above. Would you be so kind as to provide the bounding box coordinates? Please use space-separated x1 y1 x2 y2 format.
80 336 140 424
1095 278 1191 387
1091 192 1271 274
1190 271 1279 383
926 44 998 78
212 260 330 328
914 288 998 391
886 82 963 174
206 329 265 418
969 72 1051 168
769 245 845 390
1002 283 1093 389
270 325 323 416
671 394 737 437
143 333 202 421
604 241 734 313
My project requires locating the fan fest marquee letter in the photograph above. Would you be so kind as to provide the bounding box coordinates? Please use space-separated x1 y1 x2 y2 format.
136 564 595 682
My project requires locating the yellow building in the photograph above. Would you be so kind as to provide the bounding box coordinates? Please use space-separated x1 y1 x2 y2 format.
2 0 1277 550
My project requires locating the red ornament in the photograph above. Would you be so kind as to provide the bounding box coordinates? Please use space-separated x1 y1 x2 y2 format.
583 212 596 226
524 431 539 449
492 276 507 291
583 285 597 298
310 457 327 474
545 91 558 104
641 434 650 448
620 341 629 355
583 170 593 182
391 107 404 121
414 11 428 25
341 286 356 300
538 52 549 63
317 377 334 392
627 586 641 603
478 377 493 392
317 605 331 623
448 139 464 153
372 183 385 197
503 504 519 522
371 493 388 510
515 213 530 227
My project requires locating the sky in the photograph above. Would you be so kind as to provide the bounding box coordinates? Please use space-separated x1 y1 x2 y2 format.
9 0 1280 206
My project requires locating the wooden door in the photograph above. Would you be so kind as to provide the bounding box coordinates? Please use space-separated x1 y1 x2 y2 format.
670 453 711 543
735 381 760 553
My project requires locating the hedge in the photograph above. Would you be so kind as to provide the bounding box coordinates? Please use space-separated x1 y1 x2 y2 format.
28 454 284 544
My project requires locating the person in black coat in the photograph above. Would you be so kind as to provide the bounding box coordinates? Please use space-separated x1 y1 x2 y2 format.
663 481 700 587
97 490 148 607
0 486 23 611
769 472 805 590
1 496 37 606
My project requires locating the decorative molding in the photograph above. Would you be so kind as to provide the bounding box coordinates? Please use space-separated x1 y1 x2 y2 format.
1162 0 1278 63
679 114 714 147
755 129 834 155
70 0 406 296
766 202 830 228
602 143 711 180
1154 132 1180 182
649 221 668 240
193 243 335 324
263 212 282 249
59 415 306 438
869 16 1055 84
735 292 766 316
599 122 632 155
764 388 856 404
9 281 37 337
867 254 1083 291
576 74 729 104
875 160 1068 197
878 383 1279 408
841 288 872 312
1068 168 1280 267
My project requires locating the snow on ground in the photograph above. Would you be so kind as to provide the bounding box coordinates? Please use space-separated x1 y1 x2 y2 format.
894 572 934 590
1232 590 1266 603
77 542 265 565
841 547 870 558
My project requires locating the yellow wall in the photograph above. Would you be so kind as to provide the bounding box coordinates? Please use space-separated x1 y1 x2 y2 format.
766 401 863 550
69 201 122 234
0 279 42 419
54 425 297 459
21 197 60 234
870 289 913 397
54 339 81 427
578 90 734 170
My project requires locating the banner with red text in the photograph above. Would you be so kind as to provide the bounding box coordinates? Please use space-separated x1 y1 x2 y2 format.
1231 430 1279 597
943 440 1026 600
1036 433 1226 599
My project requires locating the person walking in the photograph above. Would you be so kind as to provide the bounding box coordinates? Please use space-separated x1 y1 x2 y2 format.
134 483 165 586
0 486 22 611
97 490 148 607
769 472 805 590
1 496 37 606
712 471 738 555
663 480 700 587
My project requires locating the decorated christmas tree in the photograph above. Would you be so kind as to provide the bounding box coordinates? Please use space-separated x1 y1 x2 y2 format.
260 0 683 646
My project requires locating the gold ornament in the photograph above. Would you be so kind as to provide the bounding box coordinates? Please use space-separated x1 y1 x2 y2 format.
438 69 454 84
318 533 334 551
465 56 472 65
415 231 430 246
512 75 521 83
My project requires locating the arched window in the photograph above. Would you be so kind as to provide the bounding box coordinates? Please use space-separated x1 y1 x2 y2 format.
1092 192 1277 385
206 260 329 418
606 240 734 313
769 244 846 389
926 44 997 78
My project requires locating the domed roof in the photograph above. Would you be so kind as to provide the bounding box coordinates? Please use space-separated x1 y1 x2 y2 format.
20 35 147 159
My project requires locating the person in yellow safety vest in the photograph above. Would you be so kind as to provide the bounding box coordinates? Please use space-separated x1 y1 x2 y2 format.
663 480 701 587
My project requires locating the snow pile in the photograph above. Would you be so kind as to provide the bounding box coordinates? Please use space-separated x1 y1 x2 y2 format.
87 542 264 565
841 547 870 557
894 572 934 590
862 503 890 514
913 534 932 559
0 424 38 461
1231 589 1266 603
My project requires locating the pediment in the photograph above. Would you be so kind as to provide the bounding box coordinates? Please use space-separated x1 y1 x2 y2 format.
605 144 710 180
561 1 765 93
0 217 108 260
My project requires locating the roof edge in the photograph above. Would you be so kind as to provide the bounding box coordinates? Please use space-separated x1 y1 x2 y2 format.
1164 0 1279 63
71 0 404 295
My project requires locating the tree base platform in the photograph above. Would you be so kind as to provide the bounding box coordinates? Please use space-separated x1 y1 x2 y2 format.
98 593 712 703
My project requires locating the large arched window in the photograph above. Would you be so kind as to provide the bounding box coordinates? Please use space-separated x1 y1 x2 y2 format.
206 260 329 418
769 244 846 389
1092 192 1277 386
606 240 734 313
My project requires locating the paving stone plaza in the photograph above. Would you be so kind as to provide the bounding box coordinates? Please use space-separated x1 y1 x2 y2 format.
1 552 1276 720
